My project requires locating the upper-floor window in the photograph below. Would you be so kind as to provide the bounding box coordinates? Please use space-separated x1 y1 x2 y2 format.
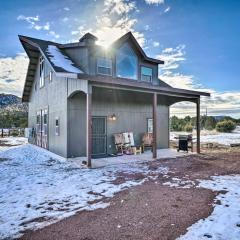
39 56 45 88
116 43 137 80
49 71 53 82
97 57 112 76
141 66 153 82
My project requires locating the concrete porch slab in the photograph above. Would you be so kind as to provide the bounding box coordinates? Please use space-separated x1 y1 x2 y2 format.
69 148 194 169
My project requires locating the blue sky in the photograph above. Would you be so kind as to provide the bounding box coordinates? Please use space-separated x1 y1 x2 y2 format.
0 0 240 117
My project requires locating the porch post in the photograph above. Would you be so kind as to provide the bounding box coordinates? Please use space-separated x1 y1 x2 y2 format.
152 93 157 159
196 97 201 154
86 85 92 167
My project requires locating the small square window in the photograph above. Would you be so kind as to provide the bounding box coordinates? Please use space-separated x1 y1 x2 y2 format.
97 57 112 76
141 66 153 82
55 117 60 136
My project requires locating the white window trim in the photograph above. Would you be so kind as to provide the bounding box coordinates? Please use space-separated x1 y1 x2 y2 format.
49 71 52 82
97 57 112 76
147 118 153 133
39 56 45 88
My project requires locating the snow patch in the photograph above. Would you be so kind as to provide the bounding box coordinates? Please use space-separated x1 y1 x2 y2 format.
0 137 28 151
177 175 240 240
46 45 83 74
0 144 167 239
171 127 240 146
162 177 196 188
200 131 240 146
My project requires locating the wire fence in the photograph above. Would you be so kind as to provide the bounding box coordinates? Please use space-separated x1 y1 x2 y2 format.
0 128 25 138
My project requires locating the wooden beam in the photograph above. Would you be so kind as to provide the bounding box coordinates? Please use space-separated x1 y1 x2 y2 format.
86 86 92 168
152 93 157 159
196 98 201 154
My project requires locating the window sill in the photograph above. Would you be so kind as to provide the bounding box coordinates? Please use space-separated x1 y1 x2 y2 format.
96 73 112 77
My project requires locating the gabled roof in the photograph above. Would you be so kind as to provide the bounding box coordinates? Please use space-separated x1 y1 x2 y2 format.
62 32 164 64
79 33 98 42
19 35 84 102
110 32 164 64
19 35 83 74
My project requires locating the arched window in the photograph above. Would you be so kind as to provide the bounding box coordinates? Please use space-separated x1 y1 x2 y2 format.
116 43 137 80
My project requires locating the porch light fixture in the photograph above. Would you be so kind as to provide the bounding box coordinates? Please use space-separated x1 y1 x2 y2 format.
109 114 117 121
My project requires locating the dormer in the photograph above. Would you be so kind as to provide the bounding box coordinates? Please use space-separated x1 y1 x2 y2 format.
91 32 164 85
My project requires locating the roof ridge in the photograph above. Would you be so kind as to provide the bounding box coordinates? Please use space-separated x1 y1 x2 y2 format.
18 35 61 46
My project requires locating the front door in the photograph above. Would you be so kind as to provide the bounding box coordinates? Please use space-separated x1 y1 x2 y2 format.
92 117 107 157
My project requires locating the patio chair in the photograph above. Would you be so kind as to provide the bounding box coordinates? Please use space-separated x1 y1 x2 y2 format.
114 132 142 155
113 133 124 154
113 133 132 155
142 133 153 153
123 132 135 146
123 132 142 155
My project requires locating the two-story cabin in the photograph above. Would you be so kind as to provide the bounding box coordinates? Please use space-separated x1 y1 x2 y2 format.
19 32 210 167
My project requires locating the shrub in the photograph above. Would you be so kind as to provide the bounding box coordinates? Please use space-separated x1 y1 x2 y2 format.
184 123 193 132
204 116 216 130
216 120 236 133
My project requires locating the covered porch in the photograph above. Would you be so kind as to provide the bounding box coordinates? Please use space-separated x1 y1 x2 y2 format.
70 148 192 168
67 77 207 168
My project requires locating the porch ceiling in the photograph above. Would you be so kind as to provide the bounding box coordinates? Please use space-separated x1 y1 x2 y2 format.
91 87 197 106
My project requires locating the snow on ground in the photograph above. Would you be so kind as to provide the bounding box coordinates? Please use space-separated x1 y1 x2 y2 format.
177 175 240 240
171 126 240 146
162 177 196 189
46 45 83 74
0 144 167 239
200 130 240 146
0 137 28 151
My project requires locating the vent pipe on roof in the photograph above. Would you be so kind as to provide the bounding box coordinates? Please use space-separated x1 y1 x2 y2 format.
79 33 98 44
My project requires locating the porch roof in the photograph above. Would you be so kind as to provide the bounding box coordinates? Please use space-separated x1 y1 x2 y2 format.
78 74 210 99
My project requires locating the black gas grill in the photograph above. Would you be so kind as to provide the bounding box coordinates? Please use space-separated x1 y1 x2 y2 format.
177 135 193 152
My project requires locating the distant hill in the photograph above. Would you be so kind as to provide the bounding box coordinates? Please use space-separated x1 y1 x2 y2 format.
213 116 228 121
0 94 28 112
0 94 28 128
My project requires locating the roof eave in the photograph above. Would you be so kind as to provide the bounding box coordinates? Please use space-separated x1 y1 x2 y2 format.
77 74 210 98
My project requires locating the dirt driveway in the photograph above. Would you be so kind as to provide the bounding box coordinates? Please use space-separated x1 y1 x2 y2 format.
20 149 240 240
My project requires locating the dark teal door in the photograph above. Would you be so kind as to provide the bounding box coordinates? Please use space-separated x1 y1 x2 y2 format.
92 117 107 157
